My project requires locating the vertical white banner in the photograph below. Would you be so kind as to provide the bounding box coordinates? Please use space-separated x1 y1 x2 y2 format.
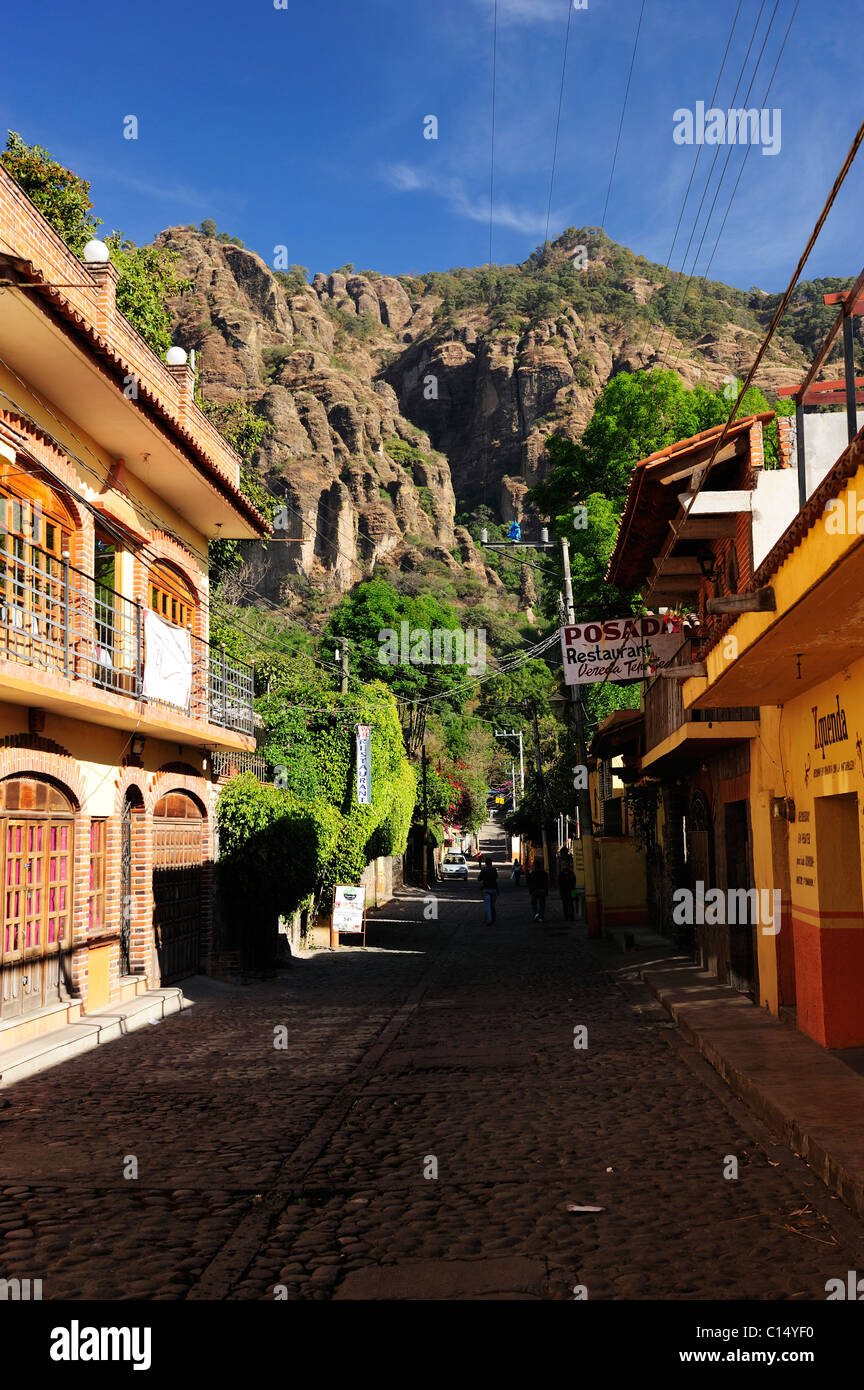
356 724 372 805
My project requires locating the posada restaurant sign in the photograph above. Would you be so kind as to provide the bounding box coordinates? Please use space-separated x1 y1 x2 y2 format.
560 615 683 685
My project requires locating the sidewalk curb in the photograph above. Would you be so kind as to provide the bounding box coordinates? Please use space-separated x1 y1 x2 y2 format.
641 961 864 1222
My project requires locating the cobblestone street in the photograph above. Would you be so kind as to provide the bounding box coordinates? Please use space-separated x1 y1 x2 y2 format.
2 829 864 1302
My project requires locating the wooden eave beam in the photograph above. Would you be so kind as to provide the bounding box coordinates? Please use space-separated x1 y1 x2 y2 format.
706 587 776 614
676 515 737 539
654 440 741 486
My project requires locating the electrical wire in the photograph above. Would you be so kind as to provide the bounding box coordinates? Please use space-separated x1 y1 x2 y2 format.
667 0 788 372
646 109 864 603
652 0 745 365
657 0 770 369
489 0 498 267
696 0 801 295
543 0 575 262
600 0 647 235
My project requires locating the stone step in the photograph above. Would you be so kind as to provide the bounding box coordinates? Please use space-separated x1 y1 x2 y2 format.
0 987 189 1089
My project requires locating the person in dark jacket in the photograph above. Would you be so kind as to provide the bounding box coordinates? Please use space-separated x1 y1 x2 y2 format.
478 858 499 923
526 861 549 921
558 864 576 921
510 858 523 887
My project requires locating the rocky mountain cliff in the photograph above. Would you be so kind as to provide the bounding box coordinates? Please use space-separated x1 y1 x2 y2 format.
161 225 833 611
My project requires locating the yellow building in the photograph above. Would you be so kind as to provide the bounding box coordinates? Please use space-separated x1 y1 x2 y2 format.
607 280 864 1050
687 424 864 1047
0 165 268 1051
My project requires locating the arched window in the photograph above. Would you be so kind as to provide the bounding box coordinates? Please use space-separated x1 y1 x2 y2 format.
150 562 195 630
0 462 75 559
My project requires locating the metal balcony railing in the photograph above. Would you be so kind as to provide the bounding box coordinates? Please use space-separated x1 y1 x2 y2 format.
0 539 254 734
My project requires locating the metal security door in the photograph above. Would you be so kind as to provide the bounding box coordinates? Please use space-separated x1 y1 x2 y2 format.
725 800 756 996
153 795 203 983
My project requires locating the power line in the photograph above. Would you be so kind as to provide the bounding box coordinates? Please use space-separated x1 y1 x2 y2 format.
652 0 745 365
647 109 864 601
697 1 801 293
489 0 499 266
543 0 575 261
667 0 787 371
657 0 770 369
600 0 647 235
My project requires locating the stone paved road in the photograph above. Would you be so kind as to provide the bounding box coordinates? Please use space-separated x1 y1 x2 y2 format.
2 822 863 1301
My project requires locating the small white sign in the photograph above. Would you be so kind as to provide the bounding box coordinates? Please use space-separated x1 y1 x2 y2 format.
333 883 365 934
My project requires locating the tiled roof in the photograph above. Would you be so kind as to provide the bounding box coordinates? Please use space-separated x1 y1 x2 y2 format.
0 252 270 536
606 414 774 589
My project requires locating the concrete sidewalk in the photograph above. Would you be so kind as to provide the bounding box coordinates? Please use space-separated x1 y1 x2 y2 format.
639 956 864 1222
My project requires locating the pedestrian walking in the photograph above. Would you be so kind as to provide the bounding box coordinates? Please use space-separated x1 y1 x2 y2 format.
510 857 522 887
558 863 576 921
526 861 548 922
478 857 499 923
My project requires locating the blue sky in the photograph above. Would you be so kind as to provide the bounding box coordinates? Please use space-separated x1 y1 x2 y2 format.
3 0 862 292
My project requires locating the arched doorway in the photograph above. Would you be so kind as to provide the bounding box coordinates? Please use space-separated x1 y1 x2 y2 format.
0 774 75 1018
153 790 204 982
120 787 145 977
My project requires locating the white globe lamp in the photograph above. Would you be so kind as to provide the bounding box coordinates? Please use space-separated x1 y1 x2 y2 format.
82 239 110 264
166 346 188 366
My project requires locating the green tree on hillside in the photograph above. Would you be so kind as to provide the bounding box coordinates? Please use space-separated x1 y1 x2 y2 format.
325 580 475 708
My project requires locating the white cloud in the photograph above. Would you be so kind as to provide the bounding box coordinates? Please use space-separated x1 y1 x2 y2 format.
104 171 215 210
385 163 564 237
469 0 566 23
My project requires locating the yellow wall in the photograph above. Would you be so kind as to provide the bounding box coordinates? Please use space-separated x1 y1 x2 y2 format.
0 703 205 816
597 838 647 926
749 663 864 1045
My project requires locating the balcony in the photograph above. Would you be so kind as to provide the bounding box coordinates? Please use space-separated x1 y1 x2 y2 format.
0 539 254 740
643 640 758 770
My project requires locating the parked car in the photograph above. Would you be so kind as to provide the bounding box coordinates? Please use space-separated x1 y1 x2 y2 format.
440 852 469 881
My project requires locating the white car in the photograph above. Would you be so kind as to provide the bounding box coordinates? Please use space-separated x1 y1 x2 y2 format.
440 852 468 880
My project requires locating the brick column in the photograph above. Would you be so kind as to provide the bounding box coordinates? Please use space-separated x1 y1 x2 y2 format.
86 259 119 338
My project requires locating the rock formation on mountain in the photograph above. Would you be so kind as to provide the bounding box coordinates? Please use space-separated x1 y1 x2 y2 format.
160 225 818 609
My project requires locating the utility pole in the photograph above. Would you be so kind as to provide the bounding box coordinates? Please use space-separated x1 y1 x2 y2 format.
530 702 550 873
421 744 429 890
495 729 524 794
337 645 349 695
510 759 517 811
560 536 600 936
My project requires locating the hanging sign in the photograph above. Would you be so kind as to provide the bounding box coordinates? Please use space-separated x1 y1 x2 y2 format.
560 615 683 685
333 883 365 935
356 724 372 804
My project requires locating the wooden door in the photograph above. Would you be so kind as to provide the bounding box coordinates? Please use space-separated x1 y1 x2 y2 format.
0 778 74 1020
